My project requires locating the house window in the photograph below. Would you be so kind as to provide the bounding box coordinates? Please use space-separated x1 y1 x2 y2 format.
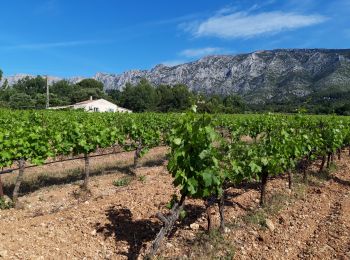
93 107 99 112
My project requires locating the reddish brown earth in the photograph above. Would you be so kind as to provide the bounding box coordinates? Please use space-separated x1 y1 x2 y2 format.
0 147 349 259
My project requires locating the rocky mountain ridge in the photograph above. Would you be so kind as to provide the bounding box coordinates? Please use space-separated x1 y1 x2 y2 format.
2 48 350 103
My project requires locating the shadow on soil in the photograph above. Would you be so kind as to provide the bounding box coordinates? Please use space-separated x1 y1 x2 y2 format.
170 204 207 237
331 175 350 186
307 167 350 187
95 206 162 259
3 164 131 197
2 156 167 198
142 158 166 168
95 203 207 259
229 181 260 191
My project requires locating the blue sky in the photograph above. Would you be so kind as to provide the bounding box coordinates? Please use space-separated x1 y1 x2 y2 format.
1 0 349 77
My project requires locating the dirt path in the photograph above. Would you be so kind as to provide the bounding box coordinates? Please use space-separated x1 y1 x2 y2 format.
0 147 174 259
230 154 350 260
0 148 349 259
299 180 350 259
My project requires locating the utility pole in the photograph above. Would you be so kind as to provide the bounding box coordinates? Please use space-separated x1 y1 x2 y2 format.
45 75 49 109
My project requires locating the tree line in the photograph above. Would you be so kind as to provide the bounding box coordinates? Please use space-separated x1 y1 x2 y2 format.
1 69 349 114
107 78 246 113
0 72 246 113
254 88 350 116
0 72 108 109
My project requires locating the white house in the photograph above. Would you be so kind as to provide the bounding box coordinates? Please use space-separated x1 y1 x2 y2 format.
49 97 132 113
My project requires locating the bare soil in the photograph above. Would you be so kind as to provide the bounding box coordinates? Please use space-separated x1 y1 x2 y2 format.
0 147 349 260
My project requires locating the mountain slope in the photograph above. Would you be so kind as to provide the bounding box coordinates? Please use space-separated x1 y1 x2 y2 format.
2 49 350 104
96 49 350 104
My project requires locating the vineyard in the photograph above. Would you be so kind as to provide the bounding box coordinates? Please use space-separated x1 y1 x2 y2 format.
0 108 350 259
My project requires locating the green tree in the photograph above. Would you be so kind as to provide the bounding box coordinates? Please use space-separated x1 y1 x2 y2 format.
9 93 35 109
77 78 104 91
71 87 105 103
121 79 158 112
106 89 123 105
13 76 46 96
156 85 174 112
196 94 224 113
1 79 9 89
51 80 76 98
0 87 16 103
171 84 193 111
34 93 47 108
223 94 246 113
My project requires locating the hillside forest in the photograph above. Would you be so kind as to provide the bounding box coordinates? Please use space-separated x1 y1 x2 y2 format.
0 69 349 115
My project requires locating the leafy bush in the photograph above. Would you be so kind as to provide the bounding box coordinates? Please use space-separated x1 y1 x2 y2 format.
0 196 13 210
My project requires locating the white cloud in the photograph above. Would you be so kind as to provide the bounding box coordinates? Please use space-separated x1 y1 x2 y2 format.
4 40 103 50
160 60 188 67
215 6 237 16
161 47 232 67
179 47 224 58
186 11 328 39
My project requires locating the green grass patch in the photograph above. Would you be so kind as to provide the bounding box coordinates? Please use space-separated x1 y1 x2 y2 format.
243 208 267 227
189 230 235 259
327 162 337 172
294 182 307 200
309 165 333 186
113 177 132 187
264 192 290 216
243 192 291 228
0 196 14 210
138 175 146 183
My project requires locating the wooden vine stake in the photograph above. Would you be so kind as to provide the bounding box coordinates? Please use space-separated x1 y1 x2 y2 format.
302 155 310 183
287 169 293 190
206 193 226 232
326 153 331 168
302 165 308 183
133 140 143 172
0 175 4 198
12 159 26 204
82 153 90 190
218 192 226 232
205 195 216 232
319 155 326 173
260 170 269 206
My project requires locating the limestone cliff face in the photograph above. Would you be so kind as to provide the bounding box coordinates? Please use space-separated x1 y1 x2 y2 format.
2 49 350 103
93 49 350 103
